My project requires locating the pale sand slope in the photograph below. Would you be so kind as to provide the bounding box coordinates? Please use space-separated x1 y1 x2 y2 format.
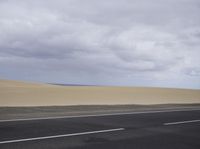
0 79 200 107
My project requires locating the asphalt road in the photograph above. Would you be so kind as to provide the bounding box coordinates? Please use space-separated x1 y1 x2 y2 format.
0 108 200 149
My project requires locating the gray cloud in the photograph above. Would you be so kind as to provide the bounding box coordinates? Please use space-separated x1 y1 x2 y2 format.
0 0 200 88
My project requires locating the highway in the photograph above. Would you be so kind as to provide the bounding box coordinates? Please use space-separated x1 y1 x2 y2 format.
0 108 200 149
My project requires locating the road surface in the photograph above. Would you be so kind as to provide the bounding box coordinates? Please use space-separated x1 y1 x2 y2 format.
0 108 200 149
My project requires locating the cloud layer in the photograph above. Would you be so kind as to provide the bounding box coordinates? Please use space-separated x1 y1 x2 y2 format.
0 0 200 88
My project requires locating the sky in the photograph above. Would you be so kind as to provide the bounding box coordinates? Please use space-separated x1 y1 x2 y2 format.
0 0 200 89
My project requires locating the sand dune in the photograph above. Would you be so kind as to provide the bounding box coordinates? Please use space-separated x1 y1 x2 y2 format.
0 79 200 107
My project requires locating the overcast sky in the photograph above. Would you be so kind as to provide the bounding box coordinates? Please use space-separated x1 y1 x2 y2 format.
0 0 200 89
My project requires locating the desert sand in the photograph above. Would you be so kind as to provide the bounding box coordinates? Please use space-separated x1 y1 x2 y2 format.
0 79 200 107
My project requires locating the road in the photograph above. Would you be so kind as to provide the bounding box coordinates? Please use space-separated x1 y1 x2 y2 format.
0 108 200 149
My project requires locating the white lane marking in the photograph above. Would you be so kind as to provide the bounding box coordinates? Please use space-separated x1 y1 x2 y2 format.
0 128 124 144
164 119 200 125
0 108 200 123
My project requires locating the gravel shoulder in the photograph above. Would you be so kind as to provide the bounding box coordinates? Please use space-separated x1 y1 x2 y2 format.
1 104 200 120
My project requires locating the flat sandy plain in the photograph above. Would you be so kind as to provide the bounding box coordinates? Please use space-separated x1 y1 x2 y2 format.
0 79 200 107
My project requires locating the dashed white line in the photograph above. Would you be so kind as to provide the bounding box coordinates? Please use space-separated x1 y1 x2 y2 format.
0 108 200 122
0 128 125 144
164 119 200 125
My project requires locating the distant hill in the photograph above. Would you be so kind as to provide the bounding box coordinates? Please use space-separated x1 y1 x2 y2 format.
49 83 96 86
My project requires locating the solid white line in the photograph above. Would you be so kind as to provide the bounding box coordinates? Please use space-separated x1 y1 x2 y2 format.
0 128 124 144
0 108 200 123
164 119 200 125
